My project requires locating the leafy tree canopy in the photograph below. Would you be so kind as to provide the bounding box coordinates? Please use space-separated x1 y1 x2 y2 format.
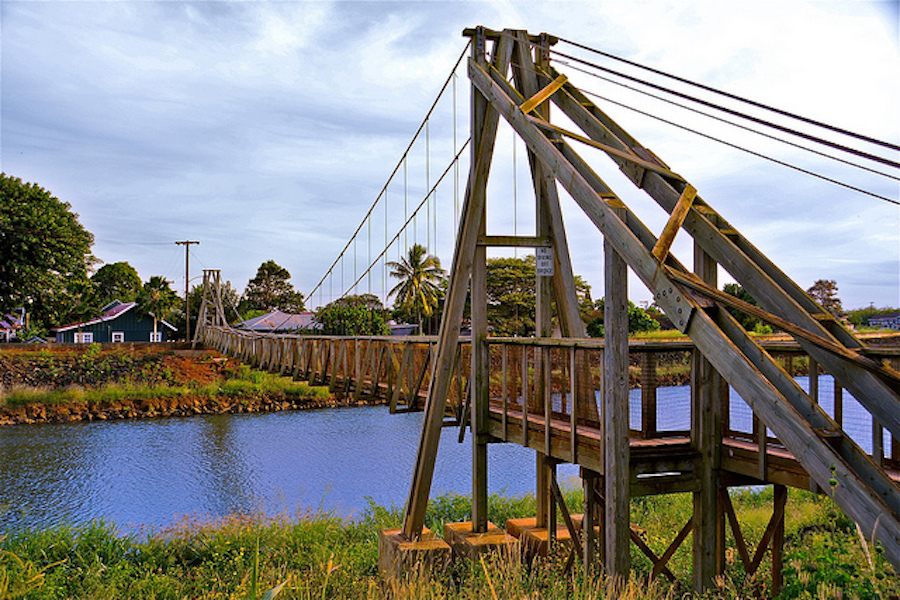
92 262 141 306
807 279 843 316
485 255 592 337
243 260 305 313
586 299 661 337
847 305 899 328
0 174 96 333
316 295 389 336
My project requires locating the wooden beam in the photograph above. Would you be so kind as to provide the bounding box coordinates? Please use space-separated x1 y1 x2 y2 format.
401 29 512 540
652 184 696 262
604 218 631 581
476 234 551 247
519 73 567 114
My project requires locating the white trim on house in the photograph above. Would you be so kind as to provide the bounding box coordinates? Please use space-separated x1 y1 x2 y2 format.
112 331 125 343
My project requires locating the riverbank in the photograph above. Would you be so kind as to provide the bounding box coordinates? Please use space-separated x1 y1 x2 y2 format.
0 344 371 426
1 488 896 599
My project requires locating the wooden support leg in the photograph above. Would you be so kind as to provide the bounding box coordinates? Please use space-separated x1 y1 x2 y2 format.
693 242 723 593
582 468 602 575
772 484 786 595
604 223 630 582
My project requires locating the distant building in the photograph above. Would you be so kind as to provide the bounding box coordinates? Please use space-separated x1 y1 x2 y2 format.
868 312 900 330
387 320 419 336
0 308 25 342
236 309 316 333
53 300 177 343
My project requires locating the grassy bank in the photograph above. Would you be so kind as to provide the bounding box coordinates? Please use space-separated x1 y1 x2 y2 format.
0 345 339 425
2 488 897 599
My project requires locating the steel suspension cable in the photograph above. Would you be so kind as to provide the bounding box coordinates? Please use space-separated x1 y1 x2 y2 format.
553 58 899 182
574 85 899 206
340 140 470 300
547 48 900 169
306 41 471 301
555 35 900 153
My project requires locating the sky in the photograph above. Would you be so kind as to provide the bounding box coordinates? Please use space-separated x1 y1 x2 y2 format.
2 0 898 313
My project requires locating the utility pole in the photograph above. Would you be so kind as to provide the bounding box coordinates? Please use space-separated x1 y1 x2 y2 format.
175 240 200 341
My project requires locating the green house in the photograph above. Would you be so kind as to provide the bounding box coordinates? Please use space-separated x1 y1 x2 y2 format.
54 300 177 343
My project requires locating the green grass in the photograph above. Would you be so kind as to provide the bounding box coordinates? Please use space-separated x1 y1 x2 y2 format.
1 488 897 599
0 363 330 409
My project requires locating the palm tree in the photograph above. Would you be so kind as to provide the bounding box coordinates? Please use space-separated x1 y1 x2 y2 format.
387 244 446 334
137 276 179 340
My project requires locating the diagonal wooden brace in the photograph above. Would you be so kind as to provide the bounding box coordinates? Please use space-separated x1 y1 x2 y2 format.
520 73 567 114
652 183 697 262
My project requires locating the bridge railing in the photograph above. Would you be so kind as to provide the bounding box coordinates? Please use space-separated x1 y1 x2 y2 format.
199 324 899 469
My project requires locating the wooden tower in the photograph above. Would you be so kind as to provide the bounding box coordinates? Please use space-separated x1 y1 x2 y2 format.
390 26 900 593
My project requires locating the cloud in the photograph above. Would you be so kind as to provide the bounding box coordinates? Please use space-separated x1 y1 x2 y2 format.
1 0 897 311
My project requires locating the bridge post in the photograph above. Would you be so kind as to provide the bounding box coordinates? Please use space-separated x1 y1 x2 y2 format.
471 41 490 530
603 202 630 582
692 241 724 592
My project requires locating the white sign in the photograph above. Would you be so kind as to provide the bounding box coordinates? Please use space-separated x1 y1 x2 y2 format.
535 246 554 276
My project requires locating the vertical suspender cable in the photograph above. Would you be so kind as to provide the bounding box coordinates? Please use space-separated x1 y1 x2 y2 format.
513 135 518 258
453 72 459 234
426 120 431 251
368 217 372 295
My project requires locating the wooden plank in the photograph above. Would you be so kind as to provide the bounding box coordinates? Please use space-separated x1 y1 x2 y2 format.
476 234 551 247
640 352 657 439
692 242 721 593
390 343 413 413
652 184 697 262
519 73 567 114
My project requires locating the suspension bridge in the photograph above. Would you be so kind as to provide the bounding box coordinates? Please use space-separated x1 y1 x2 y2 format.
194 27 900 595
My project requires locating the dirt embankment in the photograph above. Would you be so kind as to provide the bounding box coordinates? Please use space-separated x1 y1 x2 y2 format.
0 344 367 426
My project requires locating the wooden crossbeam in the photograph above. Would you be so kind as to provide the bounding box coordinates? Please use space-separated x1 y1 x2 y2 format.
527 115 681 182
652 184 697 262
519 73 567 114
549 472 583 574
666 268 900 384
629 528 678 582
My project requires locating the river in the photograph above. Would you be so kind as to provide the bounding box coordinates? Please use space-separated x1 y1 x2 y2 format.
0 376 883 533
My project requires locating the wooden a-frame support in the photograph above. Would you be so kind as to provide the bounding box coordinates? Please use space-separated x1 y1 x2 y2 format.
395 25 900 594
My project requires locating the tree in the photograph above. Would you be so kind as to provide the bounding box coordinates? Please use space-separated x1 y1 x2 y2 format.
0 174 96 333
316 294 389 336
243 260 305 313
807 279 843 316
586 299 661 337
484 255 592 336
387 244 446 334
92 262 141 306
137 276 180 337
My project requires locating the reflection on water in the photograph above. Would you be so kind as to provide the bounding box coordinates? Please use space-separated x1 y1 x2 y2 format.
1 375 883 533
0 407 564 533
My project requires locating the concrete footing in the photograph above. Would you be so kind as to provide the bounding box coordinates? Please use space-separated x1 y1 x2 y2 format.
506 516 582 557
377 527 451 574
443 521 517 560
